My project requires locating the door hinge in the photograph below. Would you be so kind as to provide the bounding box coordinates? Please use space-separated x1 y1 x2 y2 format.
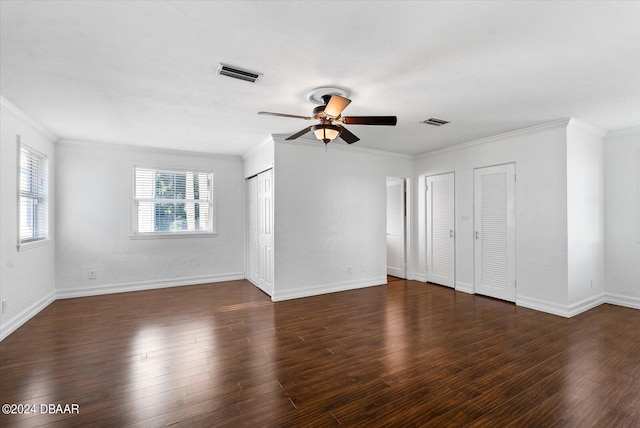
514 174 516 182
515 280 517 288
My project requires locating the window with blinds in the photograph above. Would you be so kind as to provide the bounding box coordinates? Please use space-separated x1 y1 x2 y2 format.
133 166 214 235
19 143 48 246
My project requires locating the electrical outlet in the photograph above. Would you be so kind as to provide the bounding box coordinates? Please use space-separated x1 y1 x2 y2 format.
1 300 7 314
348 266 352 274
88 270 96 279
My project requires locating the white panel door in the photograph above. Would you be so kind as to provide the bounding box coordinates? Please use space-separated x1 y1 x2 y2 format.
387 178 406 278
426 173 455 287
257 170 274 295
247 176 259 285
474 164 516 302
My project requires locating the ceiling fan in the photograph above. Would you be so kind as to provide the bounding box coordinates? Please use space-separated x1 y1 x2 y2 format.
258 88 397 145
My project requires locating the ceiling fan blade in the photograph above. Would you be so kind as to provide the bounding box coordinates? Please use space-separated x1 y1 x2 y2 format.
285 125 313 140
337 125 360 144
340 116 397 126
324 95 352 118
258 111 313 120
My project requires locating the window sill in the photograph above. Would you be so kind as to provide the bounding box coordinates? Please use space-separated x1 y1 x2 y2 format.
129 232 217 240
17 238 51 251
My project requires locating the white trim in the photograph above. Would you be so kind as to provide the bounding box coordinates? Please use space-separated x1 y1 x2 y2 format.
605 126 640 139
17 238 52 251
17 138 50 249
0 96 58 142
131 165 216 236
455 281 475 294
516 293 605 318
567 293 606 317
409 272 427 282
516 295 573 317
242 135 275 161
604 293 640 310
56 273 244 299
416 118 572 158
129 232 218 240
567 118 607 138
0 291 55 342
271 277 386 302
56 139 243 161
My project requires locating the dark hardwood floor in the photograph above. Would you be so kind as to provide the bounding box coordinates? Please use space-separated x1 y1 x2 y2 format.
1 279 639 427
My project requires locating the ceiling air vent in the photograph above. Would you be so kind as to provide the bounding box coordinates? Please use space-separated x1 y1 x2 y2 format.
217 63 263 83
422 117 449 126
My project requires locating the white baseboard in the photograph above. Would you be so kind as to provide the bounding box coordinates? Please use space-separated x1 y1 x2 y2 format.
567 293 606 317
56 273 245 299
0 290 56 342
604 293 640 310
272 276 386 302
517 293 605 318
409 272 427 282
455 281 474 294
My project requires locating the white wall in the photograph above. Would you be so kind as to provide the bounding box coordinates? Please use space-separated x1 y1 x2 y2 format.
604 128 640 308
566 120 605 308
243 137 274 179
272 139 413 301
1 98 57 340
414 120 571 313
55 141 245 297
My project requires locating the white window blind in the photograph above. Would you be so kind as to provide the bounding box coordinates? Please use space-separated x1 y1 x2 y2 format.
133 166 214 235
19 143 48 245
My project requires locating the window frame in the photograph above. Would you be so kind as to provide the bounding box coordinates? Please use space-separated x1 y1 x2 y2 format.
17 137 49 250
131 164 216 239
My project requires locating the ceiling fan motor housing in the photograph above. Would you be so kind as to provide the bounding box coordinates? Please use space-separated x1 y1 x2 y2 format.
312 105 326 119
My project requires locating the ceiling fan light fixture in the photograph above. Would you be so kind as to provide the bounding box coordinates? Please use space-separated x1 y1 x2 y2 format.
312 124 341 144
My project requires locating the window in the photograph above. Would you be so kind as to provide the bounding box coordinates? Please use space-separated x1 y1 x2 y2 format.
133 166 214 235
18 142 48 246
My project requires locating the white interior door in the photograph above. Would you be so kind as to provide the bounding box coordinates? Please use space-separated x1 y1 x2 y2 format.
426 173 455 287
247 176 259 285
474 164 516 302
257 170 274 295
387 177 406 278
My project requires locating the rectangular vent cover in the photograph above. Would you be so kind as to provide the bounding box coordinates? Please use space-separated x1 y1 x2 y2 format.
217 63 263 83
422 117 449 126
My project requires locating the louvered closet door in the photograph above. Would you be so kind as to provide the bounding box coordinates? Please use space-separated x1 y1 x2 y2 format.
474 164 516 302
426 173 455 287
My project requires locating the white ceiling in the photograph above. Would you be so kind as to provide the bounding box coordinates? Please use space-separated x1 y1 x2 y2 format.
1 1 639 156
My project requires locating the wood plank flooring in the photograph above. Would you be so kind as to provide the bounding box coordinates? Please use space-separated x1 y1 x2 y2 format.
1 279 639 427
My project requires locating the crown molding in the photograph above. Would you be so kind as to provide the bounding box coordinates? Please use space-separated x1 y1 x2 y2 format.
606 126 640 139
567 118 607 138
56 139 243 161
242 135 275 160
0 96 58 142
416 118 572 159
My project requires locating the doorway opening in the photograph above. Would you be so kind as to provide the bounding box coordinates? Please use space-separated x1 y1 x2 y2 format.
387 177 409 280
